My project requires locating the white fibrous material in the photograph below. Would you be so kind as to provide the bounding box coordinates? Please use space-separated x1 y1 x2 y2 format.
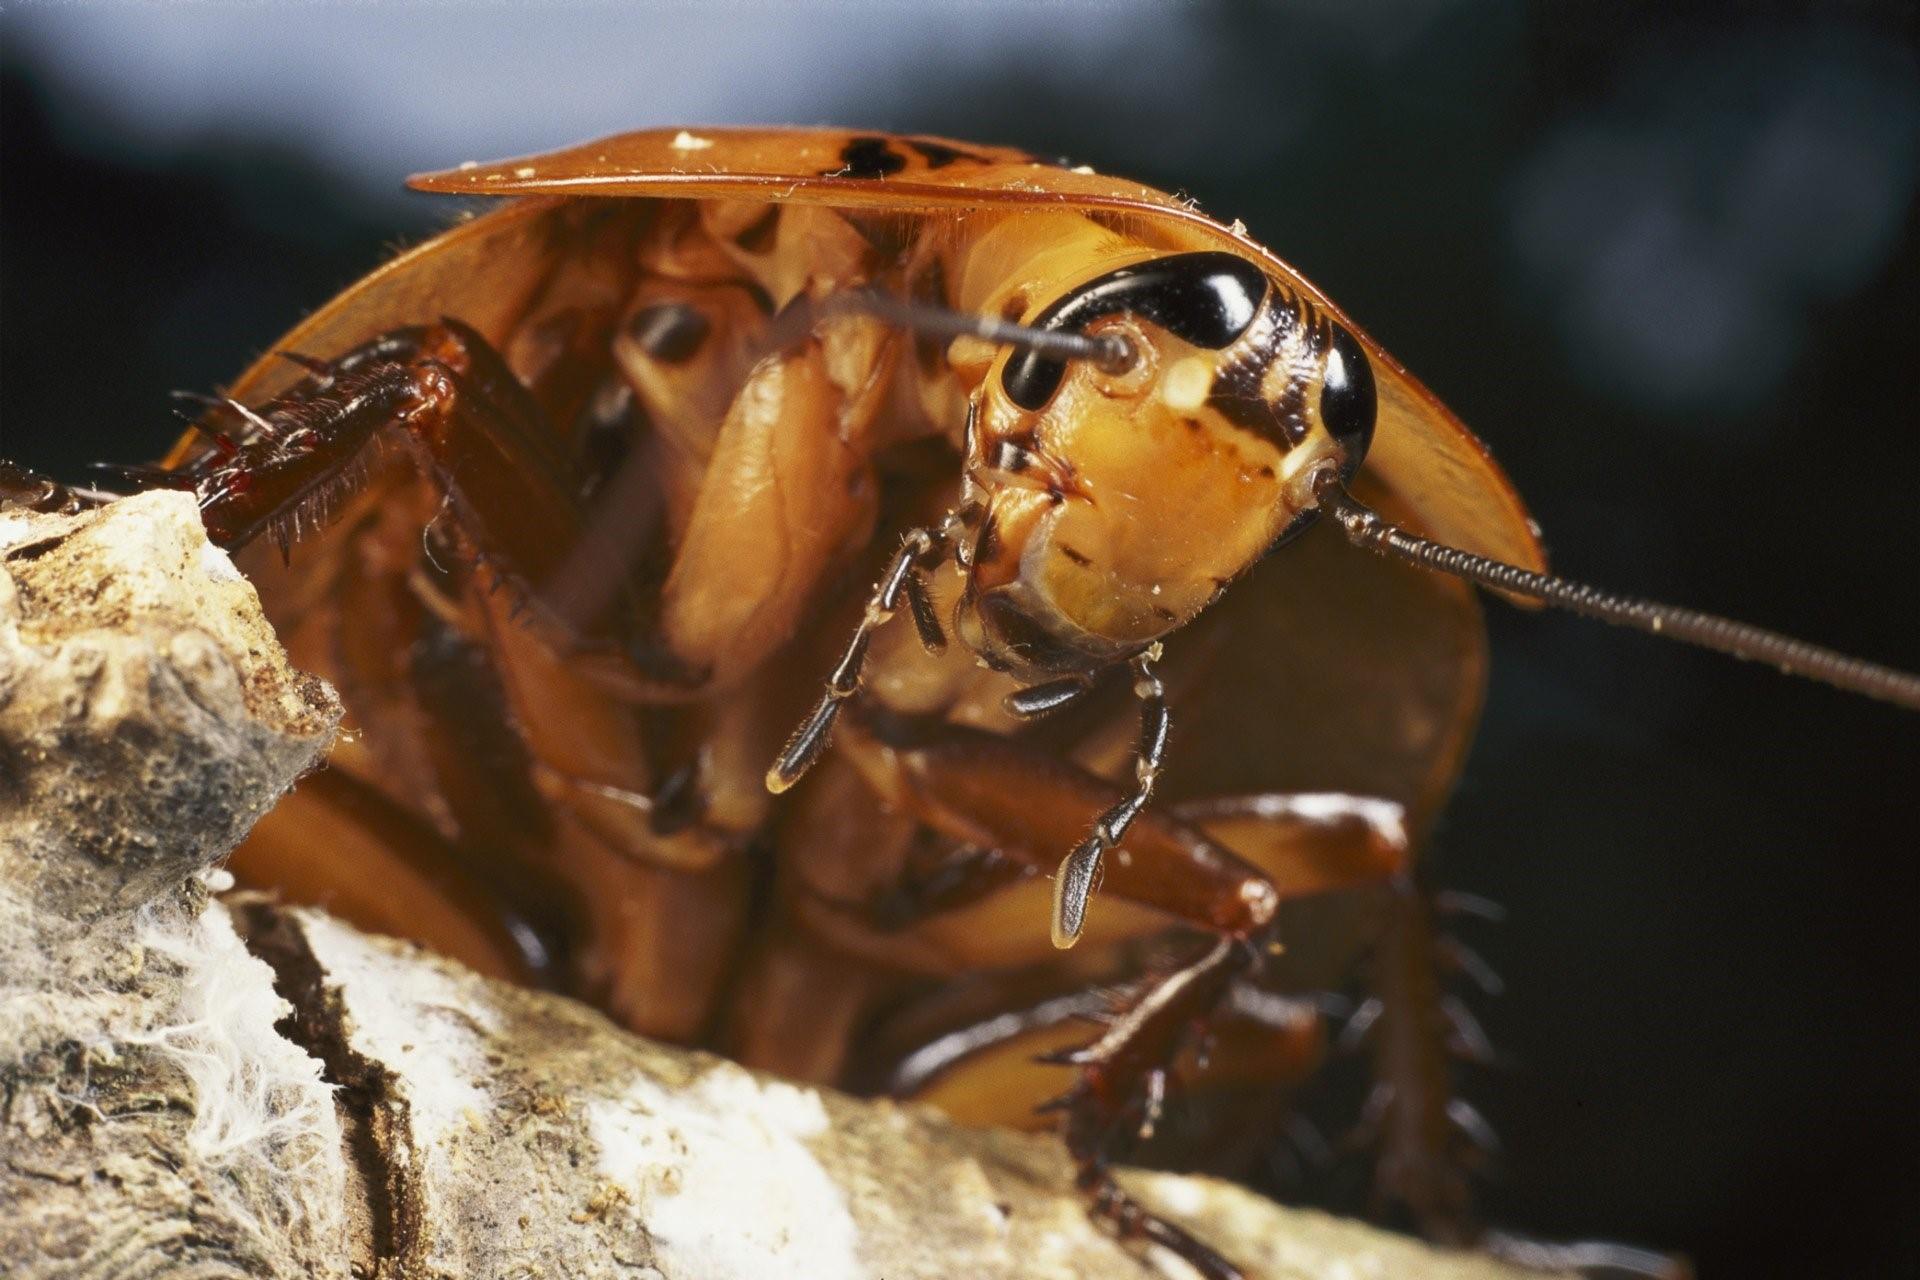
127 906 341 1215
0 492 349 1279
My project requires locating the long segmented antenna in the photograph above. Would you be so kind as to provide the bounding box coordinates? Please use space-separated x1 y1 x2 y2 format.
765 287 1134 370
842 288 1133 368
1312 470 1920 713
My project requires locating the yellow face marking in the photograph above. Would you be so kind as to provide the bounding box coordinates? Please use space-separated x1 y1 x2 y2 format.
1278 434 1326 486
1159 356 1213 413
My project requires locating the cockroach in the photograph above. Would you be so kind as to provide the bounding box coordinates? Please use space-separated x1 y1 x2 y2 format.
9 128 1914 1278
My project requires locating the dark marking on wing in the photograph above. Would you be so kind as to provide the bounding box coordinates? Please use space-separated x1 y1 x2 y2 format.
906 137 989 169
1059 545 1093 568
834 136 908 179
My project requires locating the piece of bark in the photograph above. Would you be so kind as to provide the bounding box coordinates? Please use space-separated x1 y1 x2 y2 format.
0 493 1563 1279
1 492 347 1278
241 904 1566 1280
0 492 339 913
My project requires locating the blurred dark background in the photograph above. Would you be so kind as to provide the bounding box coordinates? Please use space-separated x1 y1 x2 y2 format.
3 3 1915 1275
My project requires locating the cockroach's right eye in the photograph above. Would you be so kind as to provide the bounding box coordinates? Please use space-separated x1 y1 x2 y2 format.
1321 323 1376 474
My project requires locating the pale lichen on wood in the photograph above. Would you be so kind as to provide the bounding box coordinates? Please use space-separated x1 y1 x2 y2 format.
0 493 1562 1279
1 492 346 1279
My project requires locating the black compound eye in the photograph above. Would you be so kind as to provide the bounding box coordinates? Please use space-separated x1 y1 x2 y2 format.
1320 324 1376 470
1001 252 1268 411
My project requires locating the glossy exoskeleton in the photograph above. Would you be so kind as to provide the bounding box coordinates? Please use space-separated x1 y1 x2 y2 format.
18 128 1915 1280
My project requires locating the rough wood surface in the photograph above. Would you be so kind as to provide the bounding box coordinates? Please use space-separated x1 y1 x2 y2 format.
0 493 1561 1280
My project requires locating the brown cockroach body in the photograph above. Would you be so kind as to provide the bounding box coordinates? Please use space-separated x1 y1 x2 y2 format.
18 128 1916 1278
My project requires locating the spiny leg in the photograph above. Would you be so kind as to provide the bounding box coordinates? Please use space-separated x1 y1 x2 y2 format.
765 514 958 792
821 713 1416 1274
869 954 1323 1135
1044 937 1252 1280
1 460 99 516
1340 877 1503 1243
1051 645 1170 948
827 711 1285 953
131 319 586 588
1087 1182 1243 1280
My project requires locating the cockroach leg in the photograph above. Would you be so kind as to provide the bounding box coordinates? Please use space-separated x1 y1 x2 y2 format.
145 319 589 608
834 711 1283 940
1042 936 1251 1280
766 518 955 793
1480 1232 1692 1280
828 712 1416 1273
900 566 948 653
229 766 561 987
0 459 100 517
272 349 337 377
1002 673 1094 719
864 840 1032 931
1050 646 1169 949
1086 1179 1244 1280
1344 877 1498 1243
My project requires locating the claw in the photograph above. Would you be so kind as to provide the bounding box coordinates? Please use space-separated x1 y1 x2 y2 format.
1446 1096 1501 1156
1439 994 1498 1065
1437 933 1505 995
1433 889 1506 922
274 349 337 376
1049 836 1104 949
1337 995 1385 1053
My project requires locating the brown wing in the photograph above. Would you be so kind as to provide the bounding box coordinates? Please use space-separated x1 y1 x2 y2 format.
407 126 1188 213
191 127 1540 574
412 126 1547 574
159 194 584 465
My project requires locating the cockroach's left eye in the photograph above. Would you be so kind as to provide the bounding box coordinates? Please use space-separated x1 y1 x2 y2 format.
1322 324 1376 472
1001 252 1269 411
